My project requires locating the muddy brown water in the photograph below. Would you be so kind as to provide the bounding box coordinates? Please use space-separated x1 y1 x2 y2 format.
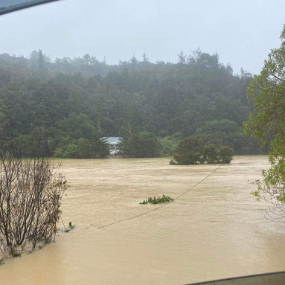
0 156 285 285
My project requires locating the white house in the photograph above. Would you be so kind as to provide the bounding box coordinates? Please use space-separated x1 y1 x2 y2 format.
102 137 122 155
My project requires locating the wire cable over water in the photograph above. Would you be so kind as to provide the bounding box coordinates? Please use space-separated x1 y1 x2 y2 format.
97 164 222 229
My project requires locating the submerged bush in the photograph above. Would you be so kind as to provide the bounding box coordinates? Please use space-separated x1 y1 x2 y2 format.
64 222 75 233
170 137 234 165
219 146 234 163
0 156 67 259
172 137 204 165
140 194 174 204
204 144 219 164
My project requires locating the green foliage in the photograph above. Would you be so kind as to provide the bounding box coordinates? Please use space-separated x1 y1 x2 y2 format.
119 131 161 158
65 221 75 233
53 137 109 159
158 133 182 157
15 135 34 157
140 194 174 204
52 113 109 158
0 48 264 157
172 137 205 165
195 119 263 154
219 146 234 163
244 25 285 207
204 144 219 164
195 119 242 147
171 137 234 165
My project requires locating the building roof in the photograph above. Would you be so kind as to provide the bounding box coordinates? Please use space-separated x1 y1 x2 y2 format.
102 137 122 145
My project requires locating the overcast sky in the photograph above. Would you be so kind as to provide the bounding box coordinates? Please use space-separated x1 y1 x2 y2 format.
0 0 284 74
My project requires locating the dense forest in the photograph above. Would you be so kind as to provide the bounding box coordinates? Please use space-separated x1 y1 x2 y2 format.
0 49 265 158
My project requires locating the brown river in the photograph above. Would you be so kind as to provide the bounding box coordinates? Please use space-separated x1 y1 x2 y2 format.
0 156 285 285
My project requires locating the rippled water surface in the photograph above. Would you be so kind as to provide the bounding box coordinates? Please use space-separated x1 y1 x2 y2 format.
1 156 285 285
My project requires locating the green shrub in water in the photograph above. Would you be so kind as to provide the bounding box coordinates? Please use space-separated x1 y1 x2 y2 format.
140 194 174 204
65 222 75 232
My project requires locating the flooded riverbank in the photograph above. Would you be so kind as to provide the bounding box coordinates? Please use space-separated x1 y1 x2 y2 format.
0 156 284 285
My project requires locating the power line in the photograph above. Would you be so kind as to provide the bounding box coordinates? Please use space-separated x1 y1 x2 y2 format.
97 164 222 229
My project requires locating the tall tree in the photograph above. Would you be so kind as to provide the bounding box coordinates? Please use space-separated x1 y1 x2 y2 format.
177 51 186 64
244 25 285 205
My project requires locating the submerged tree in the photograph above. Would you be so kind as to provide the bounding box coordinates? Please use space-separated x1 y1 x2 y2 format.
244 25 285 217
171 137 205 165
204 144 219 164
219 146 234 163
0 156 67 258
170 137 234 165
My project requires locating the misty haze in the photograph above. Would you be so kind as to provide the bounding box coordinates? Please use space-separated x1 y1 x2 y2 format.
0 1 285 285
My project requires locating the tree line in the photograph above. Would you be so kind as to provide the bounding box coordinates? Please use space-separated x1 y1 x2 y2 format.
244 25 285 219
0 49 265 158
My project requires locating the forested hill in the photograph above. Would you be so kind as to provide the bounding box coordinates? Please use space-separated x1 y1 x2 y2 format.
0 50 264 158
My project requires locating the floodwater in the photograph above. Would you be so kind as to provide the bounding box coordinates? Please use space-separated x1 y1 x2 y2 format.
0 156 285 285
